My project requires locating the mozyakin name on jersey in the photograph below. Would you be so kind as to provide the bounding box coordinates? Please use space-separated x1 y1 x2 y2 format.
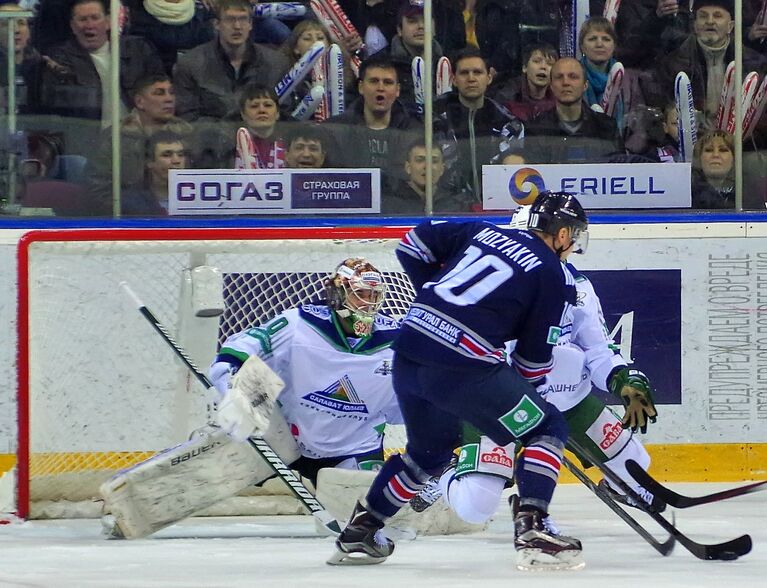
473 228 542 272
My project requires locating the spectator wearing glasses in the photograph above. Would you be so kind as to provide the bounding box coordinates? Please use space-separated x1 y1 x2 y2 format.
173 0 289 122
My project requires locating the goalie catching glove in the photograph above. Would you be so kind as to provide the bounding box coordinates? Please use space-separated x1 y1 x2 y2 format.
608 367 657 434
216 355 285 442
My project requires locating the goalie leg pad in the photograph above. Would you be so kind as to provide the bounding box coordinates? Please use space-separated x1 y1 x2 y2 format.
100 409 300 539
316 468 486 536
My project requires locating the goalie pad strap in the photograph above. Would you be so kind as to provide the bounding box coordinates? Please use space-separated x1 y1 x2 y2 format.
454 436 515 481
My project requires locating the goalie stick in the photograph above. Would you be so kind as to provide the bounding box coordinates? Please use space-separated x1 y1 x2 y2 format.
120 282 343 536
625 460 767 509
568 439 752 561
563 455 676 556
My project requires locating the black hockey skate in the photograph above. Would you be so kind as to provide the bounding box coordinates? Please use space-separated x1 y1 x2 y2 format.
598 479 667 513
514 510 584 571
327 501 395 566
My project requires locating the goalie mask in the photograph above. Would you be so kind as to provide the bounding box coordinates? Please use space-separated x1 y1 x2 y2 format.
325 258 386 336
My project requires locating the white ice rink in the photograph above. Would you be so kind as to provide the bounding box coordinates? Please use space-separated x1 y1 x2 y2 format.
0 483 764 588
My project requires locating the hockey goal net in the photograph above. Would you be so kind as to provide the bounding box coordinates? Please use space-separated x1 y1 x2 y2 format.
10 227 414 520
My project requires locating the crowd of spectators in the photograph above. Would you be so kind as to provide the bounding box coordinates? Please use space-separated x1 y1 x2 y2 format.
1 0 766 216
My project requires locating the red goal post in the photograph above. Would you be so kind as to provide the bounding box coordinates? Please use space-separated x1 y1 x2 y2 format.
12 227 413 520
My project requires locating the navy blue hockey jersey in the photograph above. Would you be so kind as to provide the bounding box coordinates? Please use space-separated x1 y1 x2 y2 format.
394 220 577 380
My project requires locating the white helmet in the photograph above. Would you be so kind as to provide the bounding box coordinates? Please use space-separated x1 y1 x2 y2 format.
508 205 532 230
325 258 386 336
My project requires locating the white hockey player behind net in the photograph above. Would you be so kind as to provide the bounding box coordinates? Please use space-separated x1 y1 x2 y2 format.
410 206 662 533
100 258 404 539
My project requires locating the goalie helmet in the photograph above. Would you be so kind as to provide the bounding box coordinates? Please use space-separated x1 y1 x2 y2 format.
325 258 386 336
528 191 589 255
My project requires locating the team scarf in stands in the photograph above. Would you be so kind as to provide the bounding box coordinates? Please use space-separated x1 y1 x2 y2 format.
252 135 286 169
143 0 196 25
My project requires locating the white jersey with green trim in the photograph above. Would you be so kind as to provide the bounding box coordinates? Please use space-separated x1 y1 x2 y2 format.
509 267 626 411
209 304 402 460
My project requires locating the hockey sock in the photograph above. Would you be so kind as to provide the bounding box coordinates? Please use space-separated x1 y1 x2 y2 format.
364 453 432 520
603 434 651 495
515 436 564 513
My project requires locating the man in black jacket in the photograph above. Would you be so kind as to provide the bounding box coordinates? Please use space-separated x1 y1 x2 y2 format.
324 55 416 194
433 48 524 210
524 57 623 164
39 0 165 127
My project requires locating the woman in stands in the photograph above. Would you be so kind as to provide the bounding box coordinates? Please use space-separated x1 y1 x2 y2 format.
691 130 735 209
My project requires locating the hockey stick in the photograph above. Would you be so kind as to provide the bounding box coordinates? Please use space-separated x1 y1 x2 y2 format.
120 282 343 536
568 439 752 560
625 460 767 509
562 455 676 556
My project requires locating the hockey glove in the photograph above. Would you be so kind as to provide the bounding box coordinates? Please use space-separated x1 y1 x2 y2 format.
216 355 284 442
608 367 657 434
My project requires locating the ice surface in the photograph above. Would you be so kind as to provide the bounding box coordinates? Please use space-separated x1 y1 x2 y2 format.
0 483 764 588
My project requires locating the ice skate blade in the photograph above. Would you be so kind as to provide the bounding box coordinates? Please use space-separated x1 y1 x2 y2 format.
516 548 585 571
326 548 388 566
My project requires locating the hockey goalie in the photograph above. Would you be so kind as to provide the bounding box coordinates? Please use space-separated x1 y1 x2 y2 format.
100 258 410 539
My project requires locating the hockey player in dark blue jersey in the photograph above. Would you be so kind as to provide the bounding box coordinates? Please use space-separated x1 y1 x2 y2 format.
328 191 590 571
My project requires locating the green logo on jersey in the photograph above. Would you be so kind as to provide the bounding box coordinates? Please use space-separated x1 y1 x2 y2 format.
499 395 545 437
454 443 480 476
546 326 561 345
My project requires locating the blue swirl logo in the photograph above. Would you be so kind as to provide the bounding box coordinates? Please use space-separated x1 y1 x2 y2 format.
508 168 546 205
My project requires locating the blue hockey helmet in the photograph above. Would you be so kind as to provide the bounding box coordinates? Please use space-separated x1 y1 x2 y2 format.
528 191 589 254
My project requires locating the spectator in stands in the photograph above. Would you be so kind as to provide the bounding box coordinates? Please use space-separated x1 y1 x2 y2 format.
646 0 767 129
493 42 557 121
85 74 194 214
744 0 767 54
226 83 286 168
433 48 523 209
382 139 469 214
173 0 290 121
38 0 165 128
608 0 690 70
123 0 215 73
121 130 188 216
284 125 327 169
328 0 396 57
691 129 734 208
372 0 446 113
17 132 86 216
323 54 416 193
0 3 42 113
524 57 623 164
579 16 627 129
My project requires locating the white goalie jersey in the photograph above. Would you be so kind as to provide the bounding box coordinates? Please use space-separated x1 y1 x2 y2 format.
210 304 403 460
